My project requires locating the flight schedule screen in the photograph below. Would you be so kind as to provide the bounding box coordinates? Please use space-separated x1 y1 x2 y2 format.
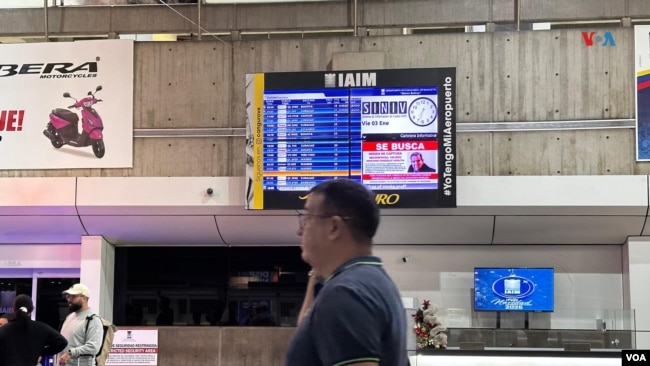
262 88 357 191
245 68 456 210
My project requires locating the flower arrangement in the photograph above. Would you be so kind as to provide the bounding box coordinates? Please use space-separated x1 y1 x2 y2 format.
412 300 448 349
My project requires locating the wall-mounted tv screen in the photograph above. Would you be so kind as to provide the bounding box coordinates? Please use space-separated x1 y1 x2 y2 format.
474 268 554 312
244 68 456 210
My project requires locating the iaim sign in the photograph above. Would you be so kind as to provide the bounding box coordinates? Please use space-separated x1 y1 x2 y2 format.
324 72 376 87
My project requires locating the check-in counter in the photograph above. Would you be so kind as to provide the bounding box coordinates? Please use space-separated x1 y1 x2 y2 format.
409 348 622 366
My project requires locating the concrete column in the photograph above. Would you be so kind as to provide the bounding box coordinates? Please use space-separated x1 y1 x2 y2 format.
623 237 650 348
80 236 115 321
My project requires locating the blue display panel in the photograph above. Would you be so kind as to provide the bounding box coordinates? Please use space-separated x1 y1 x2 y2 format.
474 268 554 312
262 89 352 191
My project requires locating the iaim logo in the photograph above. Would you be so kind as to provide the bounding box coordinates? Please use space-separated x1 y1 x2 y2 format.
324 73 336 88
324 72 377 87
492 275 534 299
582 31 616 47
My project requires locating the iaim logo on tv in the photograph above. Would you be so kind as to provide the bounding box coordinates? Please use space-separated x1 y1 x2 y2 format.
492 275 534 299
324 73 336 88
623 350 649 365
324 72 376 87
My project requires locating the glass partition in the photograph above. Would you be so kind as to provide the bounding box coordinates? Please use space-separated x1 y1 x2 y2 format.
409 307 636 351
432 307 636 332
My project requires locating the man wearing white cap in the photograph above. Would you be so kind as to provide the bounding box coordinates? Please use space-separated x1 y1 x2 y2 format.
58 284 103 366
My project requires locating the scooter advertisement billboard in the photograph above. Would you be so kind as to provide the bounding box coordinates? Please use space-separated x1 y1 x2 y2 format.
0 39 134 169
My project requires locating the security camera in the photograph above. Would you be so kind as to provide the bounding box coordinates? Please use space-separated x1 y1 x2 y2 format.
402 256 409 263
206 188 214 195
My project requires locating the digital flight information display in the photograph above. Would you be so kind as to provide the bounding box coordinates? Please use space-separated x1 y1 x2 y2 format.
245 68 456 210
262 88 357 190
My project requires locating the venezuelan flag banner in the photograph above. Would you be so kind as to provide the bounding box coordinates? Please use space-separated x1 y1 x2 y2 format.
635 26 650 160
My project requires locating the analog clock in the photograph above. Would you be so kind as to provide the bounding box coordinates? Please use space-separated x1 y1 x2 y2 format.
408 97 437 127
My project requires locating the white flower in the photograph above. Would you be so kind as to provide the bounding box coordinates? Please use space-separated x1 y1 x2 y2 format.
422 307 436 316
423 314 438 325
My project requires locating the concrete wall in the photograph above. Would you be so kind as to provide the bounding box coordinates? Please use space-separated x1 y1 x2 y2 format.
1 1 649 36
0 27 645 178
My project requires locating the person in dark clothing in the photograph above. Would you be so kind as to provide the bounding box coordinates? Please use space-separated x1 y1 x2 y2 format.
215 301 240 326
249 303 276 326
243 306 257 326
125 302 144 326
0 294 68 366
286 179 408 366
156 296 174 326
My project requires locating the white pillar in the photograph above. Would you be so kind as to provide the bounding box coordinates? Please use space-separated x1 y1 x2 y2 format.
80 236 115 321
623 237 650 348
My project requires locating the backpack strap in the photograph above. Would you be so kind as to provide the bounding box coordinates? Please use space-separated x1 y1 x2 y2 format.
83 314 100 364
85 314 98 333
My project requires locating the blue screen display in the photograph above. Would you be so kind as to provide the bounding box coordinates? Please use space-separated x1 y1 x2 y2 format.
474 268 554 312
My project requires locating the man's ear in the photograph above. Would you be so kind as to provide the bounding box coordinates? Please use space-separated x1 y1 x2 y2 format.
327 216 345 241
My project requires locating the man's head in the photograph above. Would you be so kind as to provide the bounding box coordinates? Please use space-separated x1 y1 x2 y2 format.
62 283 91 312
410 152 425 171
297 179 379 269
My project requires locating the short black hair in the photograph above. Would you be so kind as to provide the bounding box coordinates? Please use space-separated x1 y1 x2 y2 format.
309 179 379 241
13 294 33 313
13 294 33 328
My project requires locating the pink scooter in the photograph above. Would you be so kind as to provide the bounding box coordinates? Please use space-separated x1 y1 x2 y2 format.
43 85 105 158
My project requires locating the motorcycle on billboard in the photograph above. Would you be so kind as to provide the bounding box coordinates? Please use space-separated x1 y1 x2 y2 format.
43 85 105 158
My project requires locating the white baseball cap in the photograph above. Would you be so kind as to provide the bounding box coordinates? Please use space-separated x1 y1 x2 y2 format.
62 283 91 297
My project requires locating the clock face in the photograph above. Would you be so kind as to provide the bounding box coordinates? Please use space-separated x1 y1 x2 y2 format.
408 97 437 127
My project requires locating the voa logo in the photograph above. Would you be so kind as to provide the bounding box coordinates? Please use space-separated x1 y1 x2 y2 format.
582 31 616 47
324 72 376 87
622 350 649 364
626 354 646 362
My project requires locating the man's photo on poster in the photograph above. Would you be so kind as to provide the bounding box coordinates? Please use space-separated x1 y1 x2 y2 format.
407 151 436 172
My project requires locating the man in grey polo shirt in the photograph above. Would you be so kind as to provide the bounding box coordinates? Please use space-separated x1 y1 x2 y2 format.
286 179 408 366
58 283 103 366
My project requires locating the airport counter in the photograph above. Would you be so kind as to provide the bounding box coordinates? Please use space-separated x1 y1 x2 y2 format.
155 326 295 366
410 348 622 366
150 326 631 366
